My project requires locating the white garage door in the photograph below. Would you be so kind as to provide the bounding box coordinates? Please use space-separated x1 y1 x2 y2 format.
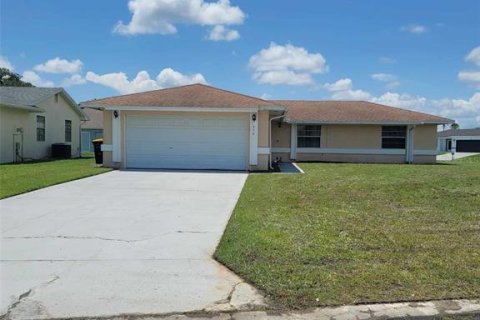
125 114 248 170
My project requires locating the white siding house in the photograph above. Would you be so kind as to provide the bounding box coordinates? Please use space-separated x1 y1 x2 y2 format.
0 87 87 164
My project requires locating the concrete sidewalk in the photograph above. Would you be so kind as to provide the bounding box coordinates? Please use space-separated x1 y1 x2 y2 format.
100 299 480 319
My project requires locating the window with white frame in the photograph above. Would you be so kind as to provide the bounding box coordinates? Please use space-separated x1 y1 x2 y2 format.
297 125 321 148
382 126 406 149
36 115 45 141
65 120 72 142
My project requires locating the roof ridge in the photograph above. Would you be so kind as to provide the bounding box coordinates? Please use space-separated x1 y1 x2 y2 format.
79 84 199 104
197 83 275 104
81 83 278 106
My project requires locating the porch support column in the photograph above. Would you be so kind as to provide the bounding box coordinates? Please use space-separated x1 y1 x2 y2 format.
249 112 258 165
290 123 297 160
112 110 121 162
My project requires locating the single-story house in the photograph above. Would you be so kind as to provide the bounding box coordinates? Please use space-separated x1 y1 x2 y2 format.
0 87 86 164
80 107 103 152
437 128 480 152
81 84 453 171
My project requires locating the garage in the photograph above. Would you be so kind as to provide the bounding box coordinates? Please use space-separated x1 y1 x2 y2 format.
125 114 248 170
457 140 480 152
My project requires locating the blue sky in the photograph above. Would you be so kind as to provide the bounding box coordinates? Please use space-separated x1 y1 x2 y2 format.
1 0 479 127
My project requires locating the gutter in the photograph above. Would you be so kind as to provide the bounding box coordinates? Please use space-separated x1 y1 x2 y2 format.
285 119 454 125
269 113 286 170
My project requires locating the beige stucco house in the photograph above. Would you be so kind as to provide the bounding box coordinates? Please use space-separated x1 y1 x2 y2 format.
0 87 86 164
81 84 453 171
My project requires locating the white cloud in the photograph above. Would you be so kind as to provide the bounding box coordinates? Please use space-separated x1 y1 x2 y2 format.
85 68 207 94
324 78 371 100
372 92 480 128
114 0 244 38
458 70 480 87
62 74 87 87
372 92 427 109
21 71 55 87
400 24 427 34
324 78 352 92
34 57 83 74
85 71 159 94
371 73 395 82
465 45 480 66
0 56 13 70
249 43 327 86
260 93 271 100
431 93 480 128
156 68 206 87
207 25 239 41
458 46 480 88
371 73 400 89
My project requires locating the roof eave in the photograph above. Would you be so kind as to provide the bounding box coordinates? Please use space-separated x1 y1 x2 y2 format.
259 105 287 111
85 105 285 112
0 103 45 113
285 118 455 125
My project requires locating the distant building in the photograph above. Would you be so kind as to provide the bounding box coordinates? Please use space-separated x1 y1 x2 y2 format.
437 128 480 152
80 107 103 152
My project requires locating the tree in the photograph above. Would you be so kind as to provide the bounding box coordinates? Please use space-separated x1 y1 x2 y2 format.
0 68 34 87
451 123 460 130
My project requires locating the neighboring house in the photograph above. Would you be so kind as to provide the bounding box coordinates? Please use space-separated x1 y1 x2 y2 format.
81 84 453 171
80 107 103 152
0 87 86 164
437 128 480 152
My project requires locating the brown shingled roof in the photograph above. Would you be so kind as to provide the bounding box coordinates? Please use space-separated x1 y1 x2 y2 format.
437 128 480 137
81 107 103 129
272 100 453 125
81 83 280 109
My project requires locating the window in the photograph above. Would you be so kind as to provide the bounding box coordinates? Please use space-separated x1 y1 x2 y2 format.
65 120 72 142
36 116 45 141
382 126 406 149
54 94 59 103
297 125 321 148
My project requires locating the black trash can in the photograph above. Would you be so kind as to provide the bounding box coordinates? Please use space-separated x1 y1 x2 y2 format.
92 138 103 164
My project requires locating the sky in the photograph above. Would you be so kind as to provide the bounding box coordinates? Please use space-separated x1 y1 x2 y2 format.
1 0 480 127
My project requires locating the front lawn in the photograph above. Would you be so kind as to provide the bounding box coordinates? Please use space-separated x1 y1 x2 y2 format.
215 157 480 308
0 158 111 199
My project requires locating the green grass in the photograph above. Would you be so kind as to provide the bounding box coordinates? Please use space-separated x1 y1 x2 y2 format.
81 151 95 158
215 158 480 309
0 158 111 199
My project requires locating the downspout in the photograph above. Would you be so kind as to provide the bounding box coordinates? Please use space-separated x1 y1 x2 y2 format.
269 113 286 170
407 124 416 164
80 120 87 157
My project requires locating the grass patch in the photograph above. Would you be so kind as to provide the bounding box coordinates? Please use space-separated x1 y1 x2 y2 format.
215 161 480 308
81 151 95 158
0 158 111 199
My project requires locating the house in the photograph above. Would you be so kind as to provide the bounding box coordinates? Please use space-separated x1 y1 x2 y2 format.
81 84 453 171
437 128 480 152
80 107 103 152
0 87 86 164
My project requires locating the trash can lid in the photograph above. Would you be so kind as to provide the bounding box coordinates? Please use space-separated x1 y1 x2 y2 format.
92 138 104 143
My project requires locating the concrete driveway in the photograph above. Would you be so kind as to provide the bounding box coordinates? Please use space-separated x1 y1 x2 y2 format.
1 171 265 319
437 152 479 161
